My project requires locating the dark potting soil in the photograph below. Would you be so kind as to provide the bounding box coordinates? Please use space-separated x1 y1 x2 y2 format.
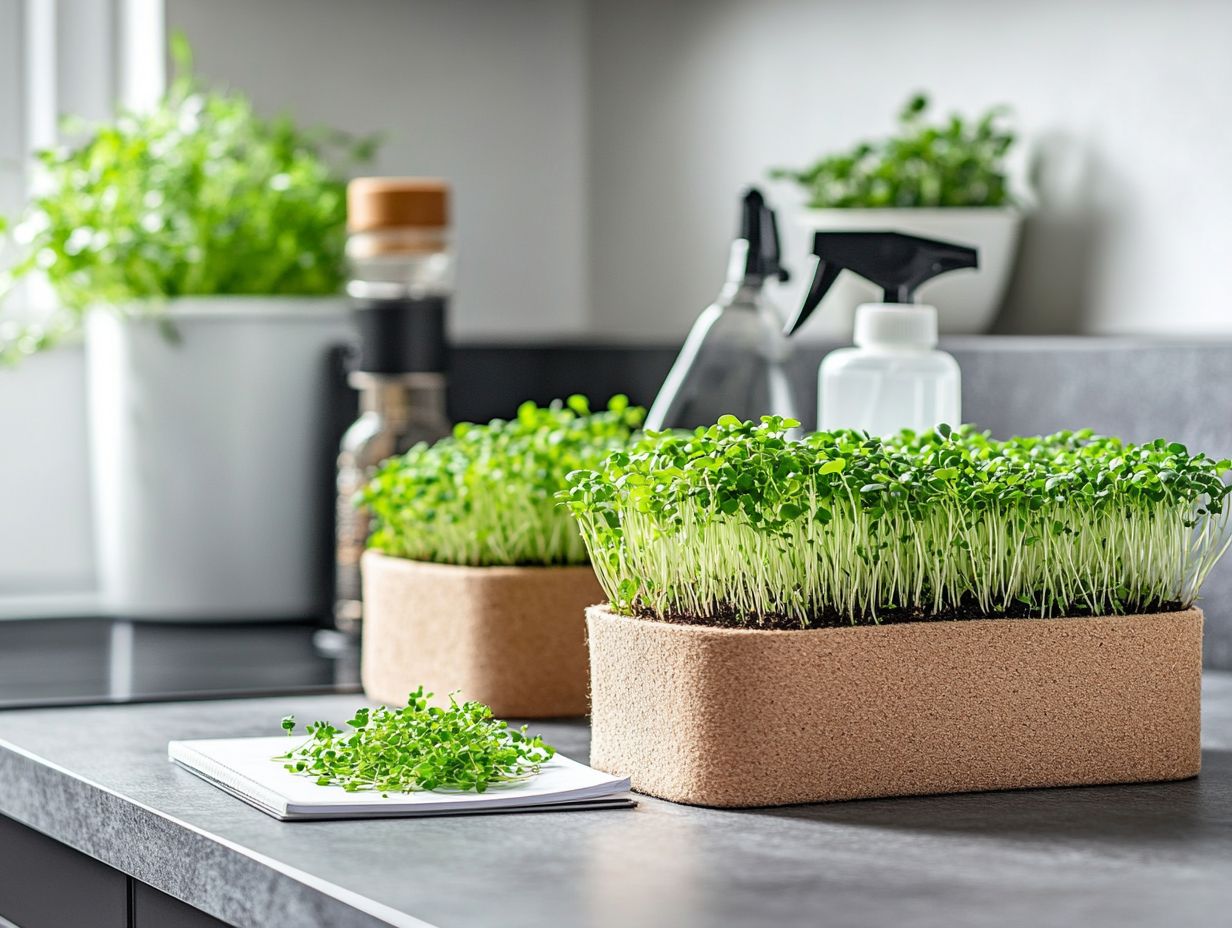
635 597 1188 631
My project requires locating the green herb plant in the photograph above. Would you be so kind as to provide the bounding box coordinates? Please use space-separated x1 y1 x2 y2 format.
363 395 644 567
0 34 377 362
278 687 555 794
769 93 1015 209
563 417 1232 625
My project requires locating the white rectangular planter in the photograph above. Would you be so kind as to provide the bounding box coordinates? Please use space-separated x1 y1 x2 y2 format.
86 298 352 619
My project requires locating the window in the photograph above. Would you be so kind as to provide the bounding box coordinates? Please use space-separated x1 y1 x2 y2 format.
1 0 164 316
0 0 163 608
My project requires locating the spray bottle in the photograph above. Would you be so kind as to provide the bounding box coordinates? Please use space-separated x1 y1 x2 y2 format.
784 231 977 436
644 188 799 431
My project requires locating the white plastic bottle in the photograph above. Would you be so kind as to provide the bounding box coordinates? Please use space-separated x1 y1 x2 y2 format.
819 303 959 435
781 230 976 436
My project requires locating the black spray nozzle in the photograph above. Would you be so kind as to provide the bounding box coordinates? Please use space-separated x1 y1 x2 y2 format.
783 231 977 336
738 187 790 283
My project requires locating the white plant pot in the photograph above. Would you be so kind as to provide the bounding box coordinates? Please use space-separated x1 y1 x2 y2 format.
799 207 1023 335
86 298 352 619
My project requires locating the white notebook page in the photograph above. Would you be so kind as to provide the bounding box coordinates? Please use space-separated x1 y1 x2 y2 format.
170 736 631 818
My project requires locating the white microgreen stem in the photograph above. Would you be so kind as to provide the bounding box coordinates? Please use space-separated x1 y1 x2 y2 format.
562 418 1232 625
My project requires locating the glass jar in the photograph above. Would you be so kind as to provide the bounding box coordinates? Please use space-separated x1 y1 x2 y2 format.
332 178 455 634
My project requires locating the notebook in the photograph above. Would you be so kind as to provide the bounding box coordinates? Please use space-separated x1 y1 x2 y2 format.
169 736 635 821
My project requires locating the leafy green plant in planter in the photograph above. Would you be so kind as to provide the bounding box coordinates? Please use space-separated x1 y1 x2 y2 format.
576 417 1221 807
564 417 1232 626
0 34 377 362
363 395 645 567
359 395 646 719
768 94 1020 335
770 93 1015 208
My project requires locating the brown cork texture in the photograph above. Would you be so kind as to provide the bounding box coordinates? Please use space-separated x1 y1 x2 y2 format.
586 605 1203 807
362 551 601 717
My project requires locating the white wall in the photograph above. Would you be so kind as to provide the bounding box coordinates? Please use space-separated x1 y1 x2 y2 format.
0 0 124 604
587 0 1232 339
168 0 1232 340
7 0 1232 602
0 346 95 598
0 0 24 220
166 0 590 341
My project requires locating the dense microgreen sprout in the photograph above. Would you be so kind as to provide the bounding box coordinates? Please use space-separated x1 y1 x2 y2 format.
562 416 1232 626
278 687 555 794
362 395 644 566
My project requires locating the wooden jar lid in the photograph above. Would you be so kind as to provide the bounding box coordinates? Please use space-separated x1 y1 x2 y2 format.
347 178 449 231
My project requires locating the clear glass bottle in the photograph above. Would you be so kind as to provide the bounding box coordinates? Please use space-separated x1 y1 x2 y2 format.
644 188 800 431
333 178 454 635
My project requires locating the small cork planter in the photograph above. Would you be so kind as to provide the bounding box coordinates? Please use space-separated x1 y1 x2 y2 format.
586 604 1203 808
362 550 602 717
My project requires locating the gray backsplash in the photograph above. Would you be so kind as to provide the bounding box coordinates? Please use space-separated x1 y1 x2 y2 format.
947 337 1232 669
455 336 1232 668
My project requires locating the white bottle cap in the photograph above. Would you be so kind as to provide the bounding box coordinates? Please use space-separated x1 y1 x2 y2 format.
853 303 938 348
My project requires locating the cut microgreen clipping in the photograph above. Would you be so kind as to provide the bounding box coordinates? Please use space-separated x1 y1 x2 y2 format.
362 395 644 566
562 416 1232 625
278 688 555 793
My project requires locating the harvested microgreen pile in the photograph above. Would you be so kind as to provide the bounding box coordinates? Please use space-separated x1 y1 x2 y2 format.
362 395 644 566
562 416 1232 625
278 688 555 793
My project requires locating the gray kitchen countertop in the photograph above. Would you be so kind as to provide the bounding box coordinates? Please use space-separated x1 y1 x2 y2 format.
1 678 1231 928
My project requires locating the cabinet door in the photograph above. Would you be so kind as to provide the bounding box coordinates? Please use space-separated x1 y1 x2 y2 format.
0 814 128 928
133 882 234 928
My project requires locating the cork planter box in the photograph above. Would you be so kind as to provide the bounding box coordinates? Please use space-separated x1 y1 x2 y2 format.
361 550 602 718
567 420 1228 809
586 605 1203 808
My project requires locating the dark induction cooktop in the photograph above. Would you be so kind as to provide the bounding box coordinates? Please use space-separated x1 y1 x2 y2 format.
0 618 361 710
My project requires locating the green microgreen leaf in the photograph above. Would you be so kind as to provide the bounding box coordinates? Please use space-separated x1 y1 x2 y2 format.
561 419 1232 625
277 687 556 794
362 396 643 566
